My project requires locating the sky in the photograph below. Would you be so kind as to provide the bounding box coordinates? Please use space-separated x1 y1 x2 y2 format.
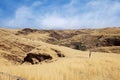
0 0 120 29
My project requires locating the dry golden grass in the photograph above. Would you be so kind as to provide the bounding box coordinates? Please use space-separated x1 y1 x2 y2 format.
93 46 120 53
19 32 52 42
0 51 120 80
0 28 120 80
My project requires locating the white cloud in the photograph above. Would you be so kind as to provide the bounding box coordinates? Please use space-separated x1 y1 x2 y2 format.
32 1 42 7
6 6 37 28
3 0 120 29
40 0 120 29
41 16 67 29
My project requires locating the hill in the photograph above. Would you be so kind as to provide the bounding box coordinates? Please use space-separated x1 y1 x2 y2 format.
15 27 120 53
0 28 120 80
0 28 81 65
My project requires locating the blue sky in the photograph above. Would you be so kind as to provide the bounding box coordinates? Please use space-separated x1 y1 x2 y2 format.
0 0 120 29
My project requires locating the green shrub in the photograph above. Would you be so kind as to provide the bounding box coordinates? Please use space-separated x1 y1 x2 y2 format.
74 42 87 51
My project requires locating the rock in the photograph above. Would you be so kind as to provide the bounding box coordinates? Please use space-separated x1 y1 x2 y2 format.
22 53 52 64
16 28 38 35
51 48 65 57
57 53 65 57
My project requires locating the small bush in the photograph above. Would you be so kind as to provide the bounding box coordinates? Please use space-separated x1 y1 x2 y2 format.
74 42 87 51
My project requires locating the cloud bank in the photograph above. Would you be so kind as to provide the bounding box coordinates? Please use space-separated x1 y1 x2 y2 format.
0 0 120 29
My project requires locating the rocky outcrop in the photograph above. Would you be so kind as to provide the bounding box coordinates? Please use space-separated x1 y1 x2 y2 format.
22 53 52 64
51 48 65 57
102 37 120 46
16 28 38 35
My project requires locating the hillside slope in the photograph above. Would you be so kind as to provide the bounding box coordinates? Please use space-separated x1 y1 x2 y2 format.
0 27 120 65
0 28 120 80
15 27 120 53
0 51 120 80
0 28 83 65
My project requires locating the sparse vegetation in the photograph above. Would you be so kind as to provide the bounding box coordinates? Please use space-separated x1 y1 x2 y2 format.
74 42 87 51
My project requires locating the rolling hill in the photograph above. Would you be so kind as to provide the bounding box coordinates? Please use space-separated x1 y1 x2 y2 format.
15 27 120 53
0 27 120 80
